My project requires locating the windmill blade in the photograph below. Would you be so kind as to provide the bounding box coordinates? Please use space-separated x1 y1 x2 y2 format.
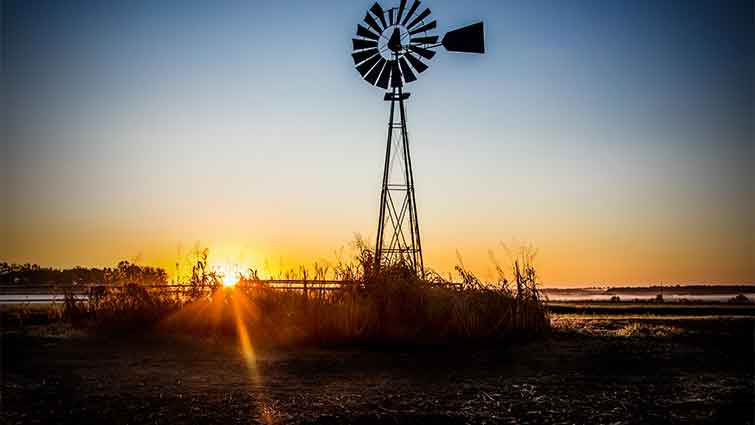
401 0 421 26
352 48 379 65
353 38 378 51
406 8 431 30
442 22 485 54
398 57 417 82
409 20 436 35
390 60 403 88
363 13 383 35
409 44 436 60
357 24 380 40
356 53 383 77
388 8 394 26
396 0 407 24
405 52 429 73
369 3 387 29
365 57 387 85
376 60 392 89
410 35 438 44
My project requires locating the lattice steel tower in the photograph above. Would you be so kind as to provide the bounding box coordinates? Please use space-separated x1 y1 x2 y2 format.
351 0 485 275
376 84 423 273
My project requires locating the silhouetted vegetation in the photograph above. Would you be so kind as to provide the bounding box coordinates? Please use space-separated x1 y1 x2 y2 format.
48 242 550 345
0 261 168 286
605 285 755 295
728 293 751 304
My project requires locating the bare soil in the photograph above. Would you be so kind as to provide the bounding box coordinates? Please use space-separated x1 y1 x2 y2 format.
2 318 753 424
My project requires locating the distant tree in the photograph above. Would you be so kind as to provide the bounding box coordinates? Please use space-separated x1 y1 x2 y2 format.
729 294 750 304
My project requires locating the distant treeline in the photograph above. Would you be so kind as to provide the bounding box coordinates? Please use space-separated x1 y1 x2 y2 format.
544 285 755 295
0 262 168 286
605 285 755 295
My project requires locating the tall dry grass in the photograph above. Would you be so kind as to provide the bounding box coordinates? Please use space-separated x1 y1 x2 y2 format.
63 243 550 345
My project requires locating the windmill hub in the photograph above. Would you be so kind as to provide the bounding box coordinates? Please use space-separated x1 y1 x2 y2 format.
387 27 403 53
351 1 485 275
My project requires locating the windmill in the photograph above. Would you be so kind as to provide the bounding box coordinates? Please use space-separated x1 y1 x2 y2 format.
352 1 485 276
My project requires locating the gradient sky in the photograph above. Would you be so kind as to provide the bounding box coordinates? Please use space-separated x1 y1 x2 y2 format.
3 0 753 285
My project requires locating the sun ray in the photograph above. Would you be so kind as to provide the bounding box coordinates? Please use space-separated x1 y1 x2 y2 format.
230 289 275 424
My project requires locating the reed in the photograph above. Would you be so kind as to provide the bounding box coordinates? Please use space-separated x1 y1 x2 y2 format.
63 245 550 345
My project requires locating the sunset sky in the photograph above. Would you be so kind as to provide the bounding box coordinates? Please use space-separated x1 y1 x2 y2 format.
3 0 753 286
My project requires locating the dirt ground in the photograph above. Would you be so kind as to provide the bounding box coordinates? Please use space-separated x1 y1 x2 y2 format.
2 317 753 424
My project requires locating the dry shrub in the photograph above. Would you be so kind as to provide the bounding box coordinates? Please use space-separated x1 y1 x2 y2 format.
68 245 550 346
63 284 180 331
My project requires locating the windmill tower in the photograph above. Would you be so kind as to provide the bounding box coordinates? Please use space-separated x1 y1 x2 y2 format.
351 1 485 275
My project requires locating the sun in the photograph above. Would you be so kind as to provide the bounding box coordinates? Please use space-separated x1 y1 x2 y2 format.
222 273 237 287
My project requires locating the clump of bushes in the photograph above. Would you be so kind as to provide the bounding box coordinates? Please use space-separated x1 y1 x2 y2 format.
63 244 550 345
62 284 181 330
728 294 751 304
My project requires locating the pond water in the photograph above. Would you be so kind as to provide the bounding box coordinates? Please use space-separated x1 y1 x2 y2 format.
0 294 89 304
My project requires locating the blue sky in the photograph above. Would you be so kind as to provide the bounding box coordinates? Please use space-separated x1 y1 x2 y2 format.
3 0 753 284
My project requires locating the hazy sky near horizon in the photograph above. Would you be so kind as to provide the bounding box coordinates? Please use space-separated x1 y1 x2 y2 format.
3 0 753 285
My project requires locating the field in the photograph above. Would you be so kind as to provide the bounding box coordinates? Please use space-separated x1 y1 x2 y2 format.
3 299 753 424
548 301 755 317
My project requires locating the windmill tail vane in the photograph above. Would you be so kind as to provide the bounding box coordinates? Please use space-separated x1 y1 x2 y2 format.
351 1 485 276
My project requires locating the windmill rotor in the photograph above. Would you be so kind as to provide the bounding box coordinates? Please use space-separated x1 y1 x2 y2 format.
352 1 485 90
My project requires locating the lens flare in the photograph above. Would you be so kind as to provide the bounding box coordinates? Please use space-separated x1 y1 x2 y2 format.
230 292 275 423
